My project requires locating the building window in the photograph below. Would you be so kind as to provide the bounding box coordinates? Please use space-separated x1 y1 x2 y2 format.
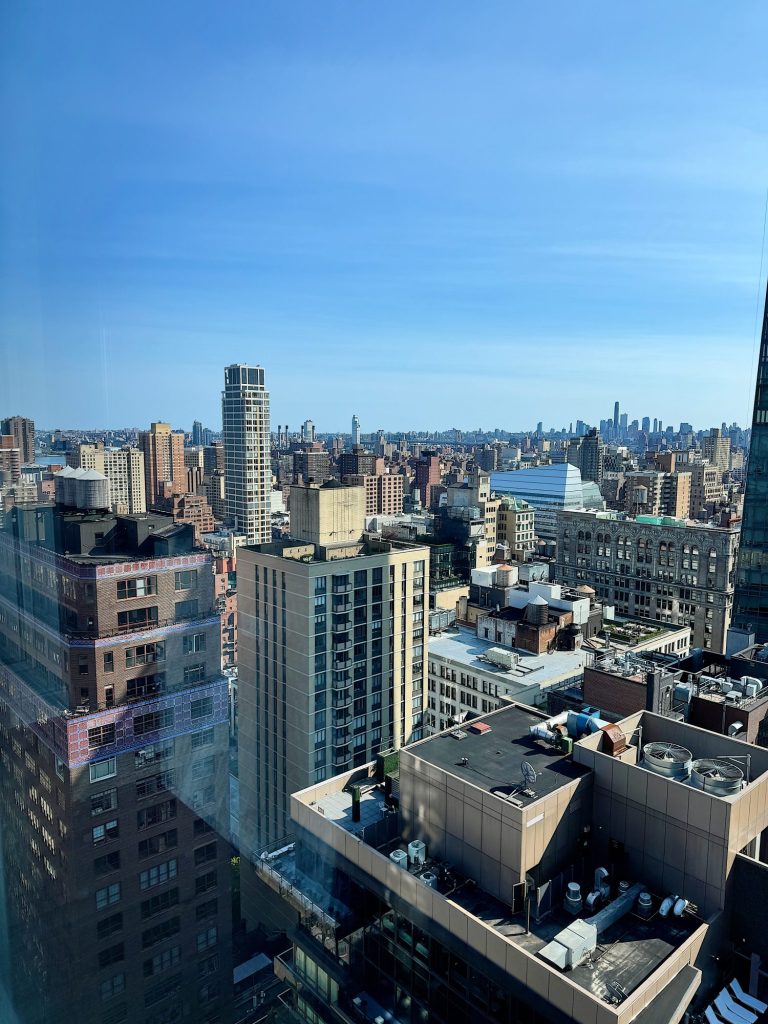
194 842 217 866
138 830 178 859
117 577 156 600
141 917 181 950
134 709 174 735
125 642 165 667
92 819 119 845
195 870 217 896
191 728 214 749
90 758 117 783
88 724 116 749
191 696 213 719
127 674 164 701
196 926 218 953
135 773 176 801
143 945 181 979
183 633 207 654
97 912 123 940
95 883 121 910
117 606 159 633
141 888 179 920
98 944 124 969
175 570 198 590
91 787 118 816
175 599 199 619
100 973 125 1003
94 851 121 876
103 652 114 673
139 858 178 892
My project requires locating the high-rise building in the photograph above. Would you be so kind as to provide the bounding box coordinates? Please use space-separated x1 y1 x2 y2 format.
733 280 768 641
237 481 429 854
138 421 186 509
103 446 146 514
413 450 441 509
351 413 361 447
221 364 271 545
702 427 731 477
191 419 204 446
579 427 604 485
613 400 620 430
641 415 651 433
66 442 105 472
0 494 232 1024
338 446 383 479
1 415 35 464
0 435 21 484
300 419 316 443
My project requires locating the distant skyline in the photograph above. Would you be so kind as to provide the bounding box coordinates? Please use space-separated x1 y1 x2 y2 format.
2 2 767 429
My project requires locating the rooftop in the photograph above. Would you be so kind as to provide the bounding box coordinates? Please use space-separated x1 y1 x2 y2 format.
407 704 590 801
428 626 586 689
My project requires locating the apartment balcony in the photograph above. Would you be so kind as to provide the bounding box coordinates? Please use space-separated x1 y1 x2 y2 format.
332 582 353 595
332 596 352 613
332 638 352 653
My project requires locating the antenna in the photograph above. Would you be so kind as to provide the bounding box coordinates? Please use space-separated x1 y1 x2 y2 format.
521 760 538 793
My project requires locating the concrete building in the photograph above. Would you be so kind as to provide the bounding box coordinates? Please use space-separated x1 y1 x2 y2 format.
293 443 331 485
555 509 739 652
0 499 232 1024
338 446 383 479
66 442 105 473
257 702 768 1024
345 472 404 517
1 415 35 464
689 462 725 518
237 481 430 853
103 446 146 514
222 364 272 546
496 495 536 560
0 435 21 485
623 471 691 520
351 414 362 447
438 469 499 570
166 491 216 542
414 450 442 509
702 428 731 477
138 421 186 509
427 627 586 730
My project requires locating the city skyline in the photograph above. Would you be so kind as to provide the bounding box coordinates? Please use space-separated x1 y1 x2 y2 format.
2 3 767 429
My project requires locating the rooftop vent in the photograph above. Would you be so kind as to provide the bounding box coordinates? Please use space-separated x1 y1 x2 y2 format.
690 759 743 796
641 742 693 781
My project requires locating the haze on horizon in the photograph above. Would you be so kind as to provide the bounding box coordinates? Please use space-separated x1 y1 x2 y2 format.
1 1 767 432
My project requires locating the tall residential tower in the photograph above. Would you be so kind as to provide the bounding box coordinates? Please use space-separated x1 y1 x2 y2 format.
221 364 271 545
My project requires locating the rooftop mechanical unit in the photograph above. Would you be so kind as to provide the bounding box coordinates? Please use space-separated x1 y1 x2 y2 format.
641 742 693 782
689 759 743 796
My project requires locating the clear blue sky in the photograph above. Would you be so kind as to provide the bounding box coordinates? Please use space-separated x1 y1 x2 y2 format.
1 2 767 433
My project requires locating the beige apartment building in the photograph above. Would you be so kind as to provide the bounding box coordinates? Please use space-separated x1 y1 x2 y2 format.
104 446 146 514
623 470 691 519
497 495 536 560
237 481 429 854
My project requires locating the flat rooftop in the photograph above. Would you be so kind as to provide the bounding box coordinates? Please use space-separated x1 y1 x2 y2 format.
407 705 590 801
428 627 585 689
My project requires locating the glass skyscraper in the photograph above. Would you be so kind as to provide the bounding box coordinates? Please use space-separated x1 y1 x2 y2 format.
733 279 768 640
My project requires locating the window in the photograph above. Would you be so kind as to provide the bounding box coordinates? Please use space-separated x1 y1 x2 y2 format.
117 606 158 632
100 973 125 1002
195 870 217 896
192 756 215 781
174 569 198 590
135 771 176 800
117 576 156 599
196 926 217 952
144 974 182 1008
98 944 124 969
134 739 175 769
185 665 206 686
191 728 214 749
89 758 116 783
194 842 217 866
142 917 180 949
125 642 165 667
95 883 122 910
103 652 114 673
97 912 123 940
92 819 119 844
143 945 181 979
127 674 164 700
183 633 206 654
88 724 116 749
175 599 199 619
141 888 179 920
91 787 118 816
138 829 178 860
137 799 177 830
139 858 178 892
94 851 121 875
134 709 174 735
191 696 213 719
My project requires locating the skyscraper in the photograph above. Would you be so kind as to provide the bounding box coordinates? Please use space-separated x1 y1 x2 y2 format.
1 414 35 464
138 421 186 509
613 400 620 430
103 446 147 513
351 413 361 446
222 364 271 545
192 419 204 446
733 280 768 641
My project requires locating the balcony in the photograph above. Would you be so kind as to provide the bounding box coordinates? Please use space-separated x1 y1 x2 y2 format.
332 596 352 613
332 638 352 653
332 582 352 595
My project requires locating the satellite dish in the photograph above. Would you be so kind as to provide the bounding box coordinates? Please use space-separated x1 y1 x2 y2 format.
521 761 538 788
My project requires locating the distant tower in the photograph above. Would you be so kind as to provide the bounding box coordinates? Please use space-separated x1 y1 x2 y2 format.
301 419 316 443
1 415 35 464
733 279 768 640
138 422 186 509
613 401 620 430
352 414 361 447
222 364 271 545
192 420 203 446
653 418 658 433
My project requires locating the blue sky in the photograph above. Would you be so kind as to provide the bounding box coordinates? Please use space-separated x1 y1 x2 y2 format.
1 2 767 433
